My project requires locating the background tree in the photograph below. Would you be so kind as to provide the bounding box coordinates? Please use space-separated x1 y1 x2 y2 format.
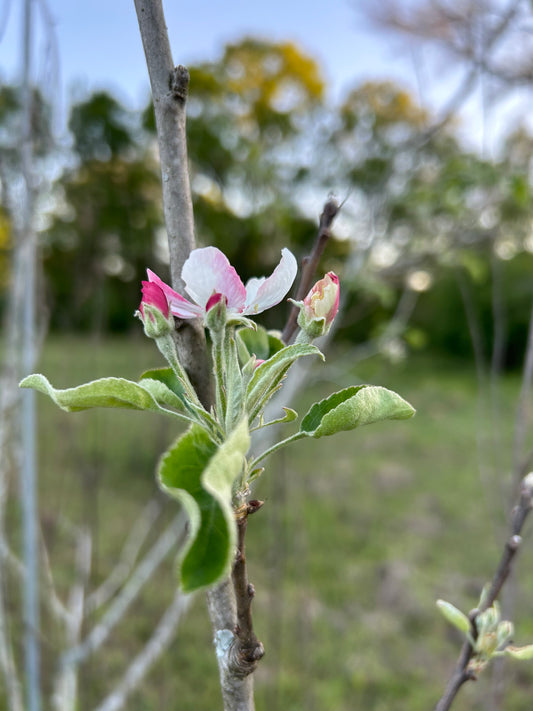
43 92 163 331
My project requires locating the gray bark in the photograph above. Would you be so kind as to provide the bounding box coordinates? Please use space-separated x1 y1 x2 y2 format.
133 2 254 708
134 0 212 408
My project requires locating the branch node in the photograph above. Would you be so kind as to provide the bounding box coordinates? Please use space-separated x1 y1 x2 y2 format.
169 65 189 102
246 499 264 515
247 583 255 598
509 534 522 550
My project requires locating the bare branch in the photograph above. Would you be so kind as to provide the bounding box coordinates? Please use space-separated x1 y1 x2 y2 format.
229 506 264 677
512 302 533 488
282 197 340 344
434 473 533 711
92 590 193 711
60 512 186 668
85 499 162 613
52 529 92 711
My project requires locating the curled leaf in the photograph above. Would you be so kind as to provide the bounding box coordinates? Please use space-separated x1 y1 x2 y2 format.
21 373 171 414
505 645 533 660
300 385 415 438
158 419 250 592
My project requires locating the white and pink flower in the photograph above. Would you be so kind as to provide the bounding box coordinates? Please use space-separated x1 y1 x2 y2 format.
141 246 297 322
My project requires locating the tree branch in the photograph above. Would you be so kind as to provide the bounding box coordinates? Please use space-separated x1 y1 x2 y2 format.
434 472 533 711
60 512 186 668
133 0 212 407
229 505 264 677
93 589 193 711
282 197 340 344
85 499 162 613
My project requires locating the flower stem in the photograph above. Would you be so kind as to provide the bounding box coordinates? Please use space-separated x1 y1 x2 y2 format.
211 327 228 427
249 431 307 470
155 332 204 409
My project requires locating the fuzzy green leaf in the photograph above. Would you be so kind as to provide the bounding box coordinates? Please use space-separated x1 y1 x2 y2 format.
20 373 174 415
246 343 323 421
158 419 250 593
300 384 415 438
258 407 298 429
139 378 186 411
140 368 186 402
436 599 471 635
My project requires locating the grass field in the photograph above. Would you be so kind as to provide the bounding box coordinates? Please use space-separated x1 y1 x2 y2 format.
13 335 533 710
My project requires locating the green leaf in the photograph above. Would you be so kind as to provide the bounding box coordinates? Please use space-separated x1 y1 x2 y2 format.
299 384 415 438
436 599 471 635
255 407 298 430
139 377 186 411
20 373 179 416
505 644 533 661
158 419 250 592
140 368 187 402
236 325 285 366
246 343 323 421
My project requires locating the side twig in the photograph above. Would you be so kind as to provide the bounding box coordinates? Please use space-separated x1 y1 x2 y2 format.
229 504 265 676
434 472 533 711
93 590 193 711
282 197 340 344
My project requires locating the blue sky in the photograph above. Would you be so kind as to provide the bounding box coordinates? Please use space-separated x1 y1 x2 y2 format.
1 1 421 111
0 0 527 152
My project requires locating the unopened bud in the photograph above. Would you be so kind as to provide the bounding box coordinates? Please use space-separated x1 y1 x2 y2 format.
137 281 174 338
205 293 228 333
294 272 340 340
497 620 514 648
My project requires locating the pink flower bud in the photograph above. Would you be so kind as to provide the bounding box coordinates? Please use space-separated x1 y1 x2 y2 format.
138 281 175 339
140 281 170 320
205 292 227 312
302 272 339 328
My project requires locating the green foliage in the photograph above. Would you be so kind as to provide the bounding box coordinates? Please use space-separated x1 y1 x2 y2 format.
19 372 189 422
436 599 471 635
158 419 250 592
68 91 135 161
246 343 323 422
408 252 533 367
5 35 531 366
236 324 285 364
28 338 533 710
299 384 415 438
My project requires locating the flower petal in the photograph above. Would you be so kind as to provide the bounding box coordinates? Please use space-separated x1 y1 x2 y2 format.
140 281 169 318
147 269 202 319
244 248 297 315
182 247 246 312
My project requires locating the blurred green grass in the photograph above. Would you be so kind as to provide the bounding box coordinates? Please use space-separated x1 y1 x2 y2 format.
23 336 533 710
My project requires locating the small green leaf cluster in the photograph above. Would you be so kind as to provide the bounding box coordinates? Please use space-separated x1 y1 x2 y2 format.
436 592 533 675
20 313 415 592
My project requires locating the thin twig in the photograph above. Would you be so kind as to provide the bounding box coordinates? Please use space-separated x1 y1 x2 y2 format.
85 499 162 613
229 506 264 677
512 302 533 489
52 528 92 711
60 512 186 668
92 589 193 711
434 473 533 711
282 197 340 344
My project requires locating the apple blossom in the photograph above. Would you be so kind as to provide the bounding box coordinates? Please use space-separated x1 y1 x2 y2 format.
144 246 297 323
295 272 340 339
